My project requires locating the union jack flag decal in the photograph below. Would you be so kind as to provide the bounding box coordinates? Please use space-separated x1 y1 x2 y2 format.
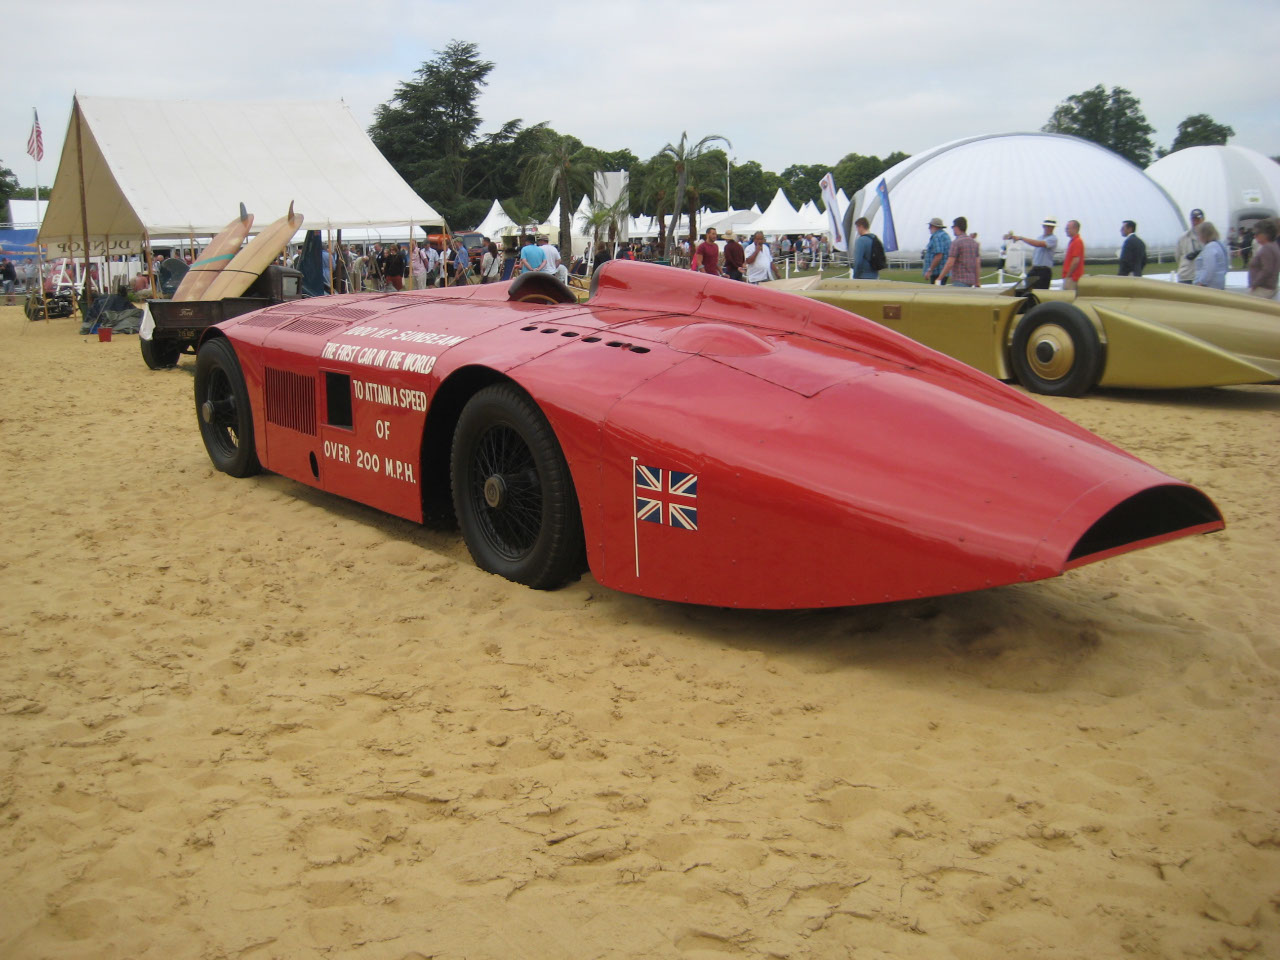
631 457 701 576
634 463 698 531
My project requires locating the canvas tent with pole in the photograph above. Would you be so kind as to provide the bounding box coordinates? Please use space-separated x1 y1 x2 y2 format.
37 95 444 267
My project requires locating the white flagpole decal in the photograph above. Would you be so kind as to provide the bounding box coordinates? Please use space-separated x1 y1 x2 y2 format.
631 456 641 577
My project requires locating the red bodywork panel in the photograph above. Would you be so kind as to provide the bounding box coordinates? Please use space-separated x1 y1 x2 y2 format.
210 261 1223 609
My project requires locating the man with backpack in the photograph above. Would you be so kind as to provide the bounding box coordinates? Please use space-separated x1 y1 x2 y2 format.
851 217 887 279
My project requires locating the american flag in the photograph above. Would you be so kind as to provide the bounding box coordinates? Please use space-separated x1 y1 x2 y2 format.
26 110 43 162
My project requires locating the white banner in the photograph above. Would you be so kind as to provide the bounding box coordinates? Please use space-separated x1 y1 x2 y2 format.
819 173 846 252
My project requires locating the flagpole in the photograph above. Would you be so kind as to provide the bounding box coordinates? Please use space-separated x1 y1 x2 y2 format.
28 107 45 312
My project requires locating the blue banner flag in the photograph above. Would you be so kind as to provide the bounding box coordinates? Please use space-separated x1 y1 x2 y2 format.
875 179 898 253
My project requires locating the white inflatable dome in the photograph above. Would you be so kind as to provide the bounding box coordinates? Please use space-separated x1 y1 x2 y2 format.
1147 145 1280 235
853 133 1186 260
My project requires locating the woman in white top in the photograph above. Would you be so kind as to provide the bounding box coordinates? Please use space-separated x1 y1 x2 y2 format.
481 240 502 283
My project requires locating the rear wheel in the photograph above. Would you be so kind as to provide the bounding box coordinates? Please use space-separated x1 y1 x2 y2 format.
450 384 583 589
141 335 182 369
194 337 260 477
1010 302 1102 397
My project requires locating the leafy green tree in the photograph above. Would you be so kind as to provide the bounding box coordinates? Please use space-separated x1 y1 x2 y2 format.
1166 114 1235 154
832 152 908 195
659 132 730 256
1 163 19 215
369 40 494 227
467 120 550 211
633 154 676 249
1042 84 1156 167
597 148 640 173
521 130 600 254
7 182 56 211
679 147 729 223
728 160 783 211
780 163 827 207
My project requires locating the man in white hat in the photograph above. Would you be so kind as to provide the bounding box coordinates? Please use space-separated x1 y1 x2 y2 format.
1007 218 1058 289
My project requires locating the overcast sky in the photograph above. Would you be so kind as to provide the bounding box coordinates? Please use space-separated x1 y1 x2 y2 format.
5 0 1278 196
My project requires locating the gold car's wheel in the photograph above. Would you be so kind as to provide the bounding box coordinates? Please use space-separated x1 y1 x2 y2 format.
1010 302 1102 397
1024 323 1076 381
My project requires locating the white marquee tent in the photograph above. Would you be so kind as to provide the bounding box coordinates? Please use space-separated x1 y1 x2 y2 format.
798 200 828 234
749 189 813 237
473 199 520 238
38 95 444 254
703 206 760 236
853 133 1187 260
1146 145 1280 235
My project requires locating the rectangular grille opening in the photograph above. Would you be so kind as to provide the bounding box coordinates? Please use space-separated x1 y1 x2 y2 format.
264 367 317 436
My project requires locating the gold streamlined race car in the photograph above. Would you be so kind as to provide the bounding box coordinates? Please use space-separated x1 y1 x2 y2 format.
769 274 1280 396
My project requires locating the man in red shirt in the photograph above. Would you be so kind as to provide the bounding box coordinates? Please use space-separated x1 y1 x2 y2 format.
1062 219 1085 291
692 227 722 276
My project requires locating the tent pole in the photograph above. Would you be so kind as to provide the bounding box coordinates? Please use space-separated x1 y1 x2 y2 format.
408 219 416 291
73 97 93 306
144 231 156 297
33 244 47 322
326 225 334 295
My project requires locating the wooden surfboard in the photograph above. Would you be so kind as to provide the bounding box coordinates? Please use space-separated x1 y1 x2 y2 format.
172 204 254 302
202 202 304 301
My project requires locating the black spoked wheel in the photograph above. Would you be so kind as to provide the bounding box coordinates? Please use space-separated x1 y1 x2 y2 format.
141 335 182 370
451 383 584 589
1010 301 1103 397
194 337 260 477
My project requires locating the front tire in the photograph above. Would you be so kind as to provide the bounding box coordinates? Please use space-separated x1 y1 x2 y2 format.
1010 302 1102 397
194 337 261 477
141 335 182 369
450 383 584 589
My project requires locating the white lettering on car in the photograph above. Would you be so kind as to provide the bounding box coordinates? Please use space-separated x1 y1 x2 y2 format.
323 341 438 376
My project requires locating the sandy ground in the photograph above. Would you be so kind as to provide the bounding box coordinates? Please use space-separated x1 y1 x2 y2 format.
1 304 1278 960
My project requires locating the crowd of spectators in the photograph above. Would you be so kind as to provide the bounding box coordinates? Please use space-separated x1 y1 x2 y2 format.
51 210 1280 303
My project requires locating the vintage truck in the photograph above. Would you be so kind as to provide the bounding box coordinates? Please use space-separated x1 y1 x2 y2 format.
140 264 305 369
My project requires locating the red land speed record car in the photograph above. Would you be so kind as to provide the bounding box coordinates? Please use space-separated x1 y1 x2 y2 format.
194 260 1223 609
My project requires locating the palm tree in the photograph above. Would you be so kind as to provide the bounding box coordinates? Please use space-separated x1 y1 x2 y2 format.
659 133 731 258
521 131 599 257
636 155 675 254
578 205 613 251
577 193 631 250
501 198 542 240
